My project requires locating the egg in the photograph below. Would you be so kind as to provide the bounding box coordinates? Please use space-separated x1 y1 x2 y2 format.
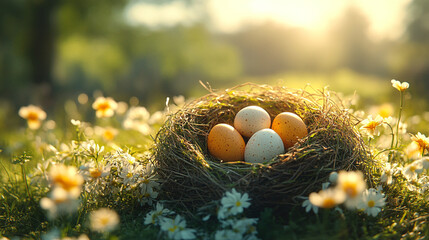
234 106 271 138
244 129 284 163
272 112 308 149
207 123 246 162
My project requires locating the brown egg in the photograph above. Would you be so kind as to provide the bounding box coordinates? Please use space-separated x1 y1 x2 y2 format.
207 123 246 162
272 112 308 149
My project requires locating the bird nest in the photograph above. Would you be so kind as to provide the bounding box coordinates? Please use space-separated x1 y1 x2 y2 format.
152 83 370 211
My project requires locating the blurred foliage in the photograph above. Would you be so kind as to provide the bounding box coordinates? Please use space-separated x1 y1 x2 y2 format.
0 0 240 109
390 0 429 97
226 7 391 78
1 0 429 111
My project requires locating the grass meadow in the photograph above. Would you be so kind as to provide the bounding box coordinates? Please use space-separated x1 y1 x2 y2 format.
0 76 428 240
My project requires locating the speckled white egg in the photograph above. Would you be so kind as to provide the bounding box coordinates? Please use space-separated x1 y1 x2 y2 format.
234 106 271 138
244 129 285 163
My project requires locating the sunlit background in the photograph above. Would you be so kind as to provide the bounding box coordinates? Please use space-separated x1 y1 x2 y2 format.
1 0 429 121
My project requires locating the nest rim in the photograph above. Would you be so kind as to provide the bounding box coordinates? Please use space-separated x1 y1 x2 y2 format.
152 83 370 211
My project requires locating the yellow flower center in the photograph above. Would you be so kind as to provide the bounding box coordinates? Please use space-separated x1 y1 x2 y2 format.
100 216 110 226
142 178 150 184
97 102 110 112
367 200 375 208
363 121 379 131
103 130 115 141
53 175 81 191
126 172 133 178
236 201 242 207
89 168 102 178
27 112 39 121
378 107 392 119
343 182 358 197
321 198 336 208
413 139 427 150
169 225 177 233
127 158 135 164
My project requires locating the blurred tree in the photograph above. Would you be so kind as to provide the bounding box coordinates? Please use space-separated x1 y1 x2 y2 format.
29 0 58 106
0 0 129 106
327 6 390 76
114 24 241 106
390 0 429 96
225 22 314 76
1 0 241 109
0 0 35 103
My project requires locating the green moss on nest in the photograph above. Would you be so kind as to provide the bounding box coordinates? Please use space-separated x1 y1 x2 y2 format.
152 83 370 211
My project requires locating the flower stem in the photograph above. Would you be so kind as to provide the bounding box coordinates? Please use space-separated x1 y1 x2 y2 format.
395 91 404 148
386 123 395 162
21 164 32 199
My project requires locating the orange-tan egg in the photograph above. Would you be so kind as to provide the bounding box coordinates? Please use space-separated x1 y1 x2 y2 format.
272 112 308 149
207 123 246 162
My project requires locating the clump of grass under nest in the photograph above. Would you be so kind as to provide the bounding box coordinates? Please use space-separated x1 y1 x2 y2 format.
152 83 371 212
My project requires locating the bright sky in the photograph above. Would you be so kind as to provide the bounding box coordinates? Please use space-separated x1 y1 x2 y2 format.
125 0 411 40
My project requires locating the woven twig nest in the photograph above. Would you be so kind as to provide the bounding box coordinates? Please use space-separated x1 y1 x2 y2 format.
152 83 369 211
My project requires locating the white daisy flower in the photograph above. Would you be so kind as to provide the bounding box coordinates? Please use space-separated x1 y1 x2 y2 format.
302 199 319 214
309 188 346 209
220 188 251 216
139 180 160 205
118 164 143 186
40 187 80 219
90 208 120 233
391 79 409 92
48 164 84 198
122 152 137 165
123 106 152 135
360 115 383 138
80 140 104 158
79 162 110 181
416 157 429 170
92 96 118 118
160 215 196 240
336 170 366 198
144 203 174 225
380 162 398 185
411 132 429 154
29 160 50 186
402 161 423 181
358 188 386 217
18 104 47 130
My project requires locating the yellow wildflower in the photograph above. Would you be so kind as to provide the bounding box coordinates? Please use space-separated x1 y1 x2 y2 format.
90 208 120 233
49 164 84 198
95 126 118 141
336 171 366 198
360 115 383 138
411 132 429 153
309 188 346 209
92 97 118 118
391 79 409 91
18 105 47 130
